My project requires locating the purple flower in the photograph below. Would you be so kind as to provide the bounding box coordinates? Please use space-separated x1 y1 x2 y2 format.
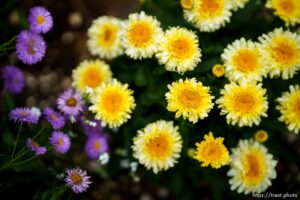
15 30 46 65
65 167 92 194
57 89 83 117
10 107 39 124
26 138 46 155
28 6 53 34
85 134 108 160
43 107 65 129
1 65 25 94
81 118 104 136
49 131 71 154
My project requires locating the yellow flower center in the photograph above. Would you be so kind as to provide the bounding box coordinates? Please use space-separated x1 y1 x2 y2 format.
101 91 123 114
97 24 117 47
255 130 268 143
36 15 45 25
212 64 225 77
21 111 27 116
27 39 36 54
83 68 102 88
233 49 258 73
199 0 223 18
70 173 83 185
58 137 64 146
93 141 101 150
66 97 77 107
170 38 192 59
146 134 170 159
243 152 265 185
179 89 201 109
128 22 152 47
234 92 255 112
278 0 296 14
51 114 57 120
271 39 297 65
181 0 193 9
293 98 300 118
31 140 39 147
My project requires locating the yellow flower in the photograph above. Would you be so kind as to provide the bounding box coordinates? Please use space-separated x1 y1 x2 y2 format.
89 79 136 128
193 132 229 168
132 120 182 173
259 28 300 79
156 27 202 74
228 139 277 194
181 0 194 9
254 130 268 143
72 60 112 93
166 78 214 123
221 38 268 82
216 81 268 127
184 0 232 32
266 0 300 26
276 85 300 134
231 0 250 11
87 16 123 59
122 11 163 59
212 64 225 77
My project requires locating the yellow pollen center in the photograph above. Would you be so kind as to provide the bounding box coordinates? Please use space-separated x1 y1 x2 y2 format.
37 15 45 25
271 40 297 65
179 89 201 109
70 173 83 185
83 68 102 88
245 153 261 179
279 0 296 14
129 22 152 47
93 141 101 150
58 138 64 146
233 50 258 73
66 97 77 107
181 0 193 9
235 92 255 112
97 25 117 47
102 92 123 114
171 38 191 59
294 99 300 117
31 140 39 147
146 135 170 158
21 111 27 116
199 0 222 17
51 114 57 120
27 40 36 54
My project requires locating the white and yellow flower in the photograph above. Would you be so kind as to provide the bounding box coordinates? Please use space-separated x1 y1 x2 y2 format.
230 0 250 11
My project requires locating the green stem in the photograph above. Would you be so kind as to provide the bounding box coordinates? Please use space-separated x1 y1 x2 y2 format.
11 155 37 167
67 192 72 200
11 123 22 161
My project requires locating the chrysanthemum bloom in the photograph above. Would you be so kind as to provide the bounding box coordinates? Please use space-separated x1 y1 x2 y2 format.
122 11 163 59
228 139 277 194
255 130 268 143
212 64 225 77
216 81 268 127
26 138 46 155
180 0 194 10
89 79 136 128
276 85 300 134
87 16 123 59
259 28 300 79
85 134 109 159
72 60 112 93
266 0 300 26
15 30 46 65
81 118 104 136
222 38 268 82
28 6 53 34
1 65 25 94
193 132 229 168
156 27 202 74
10 107 39 124
132 120 182 173
57 89 83 117
65 167 92 194
43 107 65 129
49 131 71 154
231 0 250 11
166 78 214 123
183 0 232 32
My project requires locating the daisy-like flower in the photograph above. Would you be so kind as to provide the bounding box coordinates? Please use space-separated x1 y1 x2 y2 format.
276 85 300 134
231 0 250 11
85 134 109 160
1 65 25 94
255 130 268 143
28 6 53 34
65 167 92 194
49 131 71 154
89 79 136 128
221 38 267 82
26 138 46 155
216 81 268 127
183 0 232 32
81 118 104 136
10 107 39 124
180 0 194 10
212 64 225 77
43 107 65 130
156 27 201 74
228 139 277 194
57 89 83 117
132 120 182 173
266 0 300 26
166 78 214 123
122 11 163 59
259 28 300 79
193 132 229 168
72 59 112 93
87 16 123 59
15 30 46 65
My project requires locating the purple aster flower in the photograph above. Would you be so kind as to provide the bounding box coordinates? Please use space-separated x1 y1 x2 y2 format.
43 107 65 129
10 107 39 124
57 89 83 117
28 6 53 34
1 65 25 94
26 138 46 155
81 118 104 136
65 167 92 194
49 131 71 154
85 134 108 160
15 30 46 65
